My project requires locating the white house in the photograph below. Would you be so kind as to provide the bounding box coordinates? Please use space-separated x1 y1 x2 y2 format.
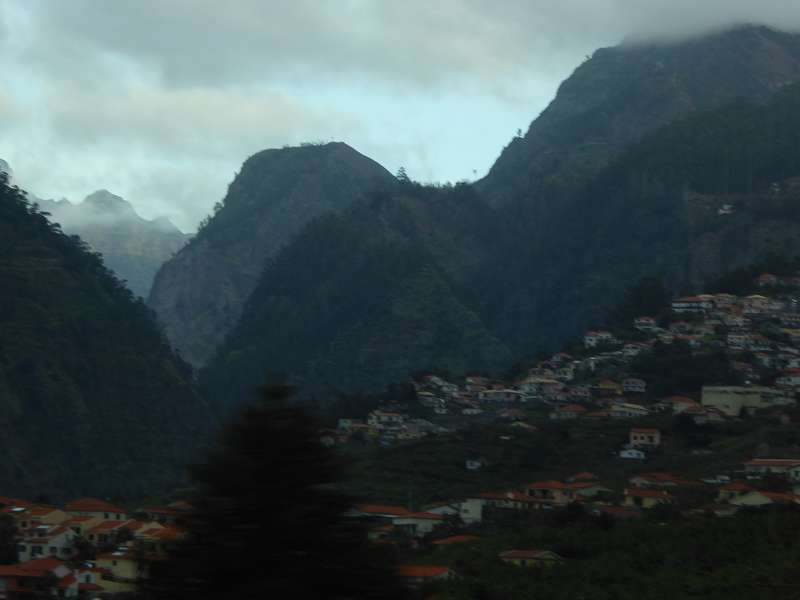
620 448 646 460
671 296 713 314
634 316 658 332
629 428 661 448
610 403 649 419
743 459 800 481
584 331 616 348
623 378 647 394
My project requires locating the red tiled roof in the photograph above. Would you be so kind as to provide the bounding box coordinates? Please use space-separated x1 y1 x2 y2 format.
79 583 103 591
398 512 445 521
557 404 587 413
65 498 126 514
527 480 567 490
355 504 411 517
432 535 480 545
720 482 752 492
397 565 450 578
571 472 597 481
88 520 129 532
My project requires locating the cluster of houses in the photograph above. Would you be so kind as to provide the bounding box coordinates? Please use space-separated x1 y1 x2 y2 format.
358 452 800 587
0 496 186 599
332 276 800 451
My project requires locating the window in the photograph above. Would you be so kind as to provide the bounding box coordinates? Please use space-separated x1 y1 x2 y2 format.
112 560 117 566
49 546 57 555
17 544 26 553
32 545 42 555
104 513 109 519
84 575 91 584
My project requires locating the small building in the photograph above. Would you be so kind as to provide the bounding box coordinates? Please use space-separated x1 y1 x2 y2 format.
391 512 445 538
610 403 649 419
672 296 713 314
499 550 564 568
584 330 616 348
623 488 672 509
623 378 647 394
620 448 646 460
633 316 658 332
716 482 753 503
629 428 661 448
702 386 794 417
548 404 587 420
743 458 800 481
64 498 128 521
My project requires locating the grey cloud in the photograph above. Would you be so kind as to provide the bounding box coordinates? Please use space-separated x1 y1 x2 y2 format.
21 1 800 91
4 0 800 230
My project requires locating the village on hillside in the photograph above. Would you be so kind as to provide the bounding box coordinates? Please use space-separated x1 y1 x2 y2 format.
0 497 186 599
332 272 800 587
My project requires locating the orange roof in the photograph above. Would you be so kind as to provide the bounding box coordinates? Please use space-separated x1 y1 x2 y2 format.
0 496 32 508
558 404 587 413
355 504 411 516
432 535 480 545
88 520 129 532
397 565 450 578
571 472 597 481
399 512 444 521
720 482 752 492
65 516 95 523
527 480 567 490
65 498 126 514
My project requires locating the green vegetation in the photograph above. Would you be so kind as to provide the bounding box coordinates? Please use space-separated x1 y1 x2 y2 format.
0 175 214 499
147 385 404 600
424 507 800 600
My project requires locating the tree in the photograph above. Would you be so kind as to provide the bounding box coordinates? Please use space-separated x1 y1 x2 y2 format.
0 515 16 564
146 385 405 600
396 167 410 183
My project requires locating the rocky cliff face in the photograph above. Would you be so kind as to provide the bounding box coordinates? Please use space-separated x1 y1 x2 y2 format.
38 190 190 298
148 142 396 368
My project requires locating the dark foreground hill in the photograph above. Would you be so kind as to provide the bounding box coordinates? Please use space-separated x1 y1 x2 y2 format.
0 175 214 499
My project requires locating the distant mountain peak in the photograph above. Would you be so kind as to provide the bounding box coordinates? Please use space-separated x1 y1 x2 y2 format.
82 189 138 218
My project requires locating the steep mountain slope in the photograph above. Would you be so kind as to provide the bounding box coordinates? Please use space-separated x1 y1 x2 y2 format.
148 142 396 367
200 183 511 406
479 82 800 355
38 190 190 297
481 25 800 218
193 26 800 409
0 175 214 499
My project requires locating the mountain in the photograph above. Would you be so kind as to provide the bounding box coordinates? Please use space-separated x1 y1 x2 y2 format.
0 174 214 499
182 25 800 410
37 190 190 298
199 183 512 406
148 142 397 368
480 25 800 214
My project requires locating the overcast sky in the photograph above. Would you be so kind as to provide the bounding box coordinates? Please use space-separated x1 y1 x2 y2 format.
1 1 799 231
